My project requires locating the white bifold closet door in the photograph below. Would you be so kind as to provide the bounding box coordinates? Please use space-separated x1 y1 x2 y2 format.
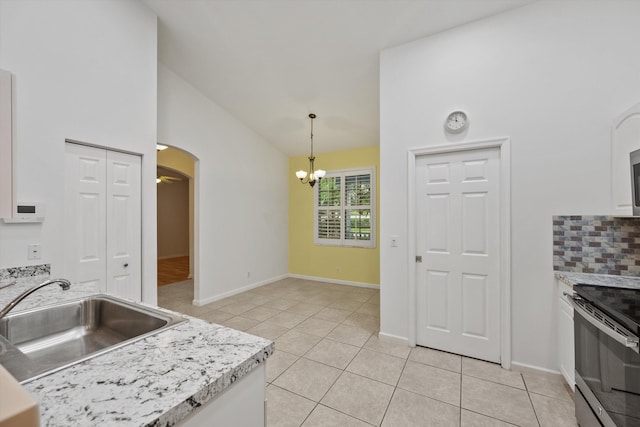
64 142 141 301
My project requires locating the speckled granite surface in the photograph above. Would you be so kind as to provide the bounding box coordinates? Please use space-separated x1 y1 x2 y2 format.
555 271 640 290
0 276 274 426
0 264 50 281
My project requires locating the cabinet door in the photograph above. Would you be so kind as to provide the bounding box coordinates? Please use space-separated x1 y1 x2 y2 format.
557 281 575 390
611 103 640 216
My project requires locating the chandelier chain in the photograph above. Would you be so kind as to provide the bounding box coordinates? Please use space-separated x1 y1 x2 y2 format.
295 113 325 188
310 114 314 158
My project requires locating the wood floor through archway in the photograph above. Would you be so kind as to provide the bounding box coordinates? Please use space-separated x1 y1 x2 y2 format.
157 256 190 286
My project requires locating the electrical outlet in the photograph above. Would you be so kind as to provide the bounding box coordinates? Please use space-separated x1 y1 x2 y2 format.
28 243 41 260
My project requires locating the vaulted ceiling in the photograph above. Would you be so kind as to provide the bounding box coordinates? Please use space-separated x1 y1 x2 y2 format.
143 0 534 156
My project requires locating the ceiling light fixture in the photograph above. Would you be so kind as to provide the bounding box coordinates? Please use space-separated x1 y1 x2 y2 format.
156 144 168 151
295 113 325 187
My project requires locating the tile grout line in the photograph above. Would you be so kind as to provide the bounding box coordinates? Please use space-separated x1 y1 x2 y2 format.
461 371 529 392
379 350 411 426
309 403 379 427
521 373 543 427
462 408 522 426
297 401 319 426
459 360 463 426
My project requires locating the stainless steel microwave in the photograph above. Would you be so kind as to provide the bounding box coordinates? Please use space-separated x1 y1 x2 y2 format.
631 148 640 216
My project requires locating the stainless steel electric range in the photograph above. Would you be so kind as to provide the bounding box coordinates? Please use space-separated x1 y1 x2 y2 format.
567 284 640 426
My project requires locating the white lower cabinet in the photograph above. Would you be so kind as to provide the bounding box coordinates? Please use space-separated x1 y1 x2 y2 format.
557 280 575 391
177 364 266 427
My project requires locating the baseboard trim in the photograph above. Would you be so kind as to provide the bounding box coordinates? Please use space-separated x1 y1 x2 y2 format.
377 332 410 346
192 273 378 306
288 274 379 289
510 361 561 376
193 274 289 306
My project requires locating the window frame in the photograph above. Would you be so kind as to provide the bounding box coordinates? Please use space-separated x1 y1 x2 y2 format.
313 167 376 248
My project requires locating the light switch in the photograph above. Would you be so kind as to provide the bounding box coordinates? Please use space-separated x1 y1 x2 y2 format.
391 235 399 247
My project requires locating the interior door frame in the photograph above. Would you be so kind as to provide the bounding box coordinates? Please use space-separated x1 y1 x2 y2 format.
407 137 512 369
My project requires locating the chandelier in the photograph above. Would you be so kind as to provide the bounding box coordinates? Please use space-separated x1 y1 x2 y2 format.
295 113 325 187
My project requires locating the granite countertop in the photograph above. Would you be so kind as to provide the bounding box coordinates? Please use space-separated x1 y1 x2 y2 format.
0 275 274 426
555 271 640 290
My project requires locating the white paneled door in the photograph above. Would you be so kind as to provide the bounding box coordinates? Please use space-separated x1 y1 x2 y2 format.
65 143 141 301
415 147 501 363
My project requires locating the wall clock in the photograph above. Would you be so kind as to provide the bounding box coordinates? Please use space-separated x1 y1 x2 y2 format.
445 110 468 133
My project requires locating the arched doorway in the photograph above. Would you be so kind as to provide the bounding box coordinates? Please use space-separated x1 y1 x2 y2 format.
156 146 198 309
157 166 190 284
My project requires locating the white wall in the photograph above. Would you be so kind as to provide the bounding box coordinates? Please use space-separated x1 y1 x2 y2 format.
158 65 289 304
380 0 640 370
0 0 158 303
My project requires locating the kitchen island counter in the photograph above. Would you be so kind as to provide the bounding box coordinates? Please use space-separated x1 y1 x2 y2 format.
0 276 273 426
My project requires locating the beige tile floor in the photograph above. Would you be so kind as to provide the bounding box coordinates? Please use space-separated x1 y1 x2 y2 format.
158 277 577 427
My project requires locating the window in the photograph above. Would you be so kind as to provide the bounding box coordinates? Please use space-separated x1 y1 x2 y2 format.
314 167 375 248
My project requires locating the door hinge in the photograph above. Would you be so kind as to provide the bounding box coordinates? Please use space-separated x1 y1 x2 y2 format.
415 255 422 263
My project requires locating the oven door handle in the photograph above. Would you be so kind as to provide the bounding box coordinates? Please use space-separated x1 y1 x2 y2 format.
564 292 640 353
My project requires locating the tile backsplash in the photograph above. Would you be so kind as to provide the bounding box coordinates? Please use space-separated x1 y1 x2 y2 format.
553 215 640 276
0 264 50 281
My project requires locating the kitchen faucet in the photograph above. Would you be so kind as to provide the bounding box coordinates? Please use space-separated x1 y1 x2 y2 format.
0 278 71 320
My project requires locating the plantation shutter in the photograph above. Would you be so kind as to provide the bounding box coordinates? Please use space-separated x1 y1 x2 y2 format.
317 176 341 241
314 168 375 248
344 174 371 242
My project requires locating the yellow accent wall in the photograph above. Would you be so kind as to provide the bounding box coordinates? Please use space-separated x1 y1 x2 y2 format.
289 146 380 286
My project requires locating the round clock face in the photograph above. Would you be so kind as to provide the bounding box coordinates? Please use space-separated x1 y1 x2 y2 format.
445 111 467 133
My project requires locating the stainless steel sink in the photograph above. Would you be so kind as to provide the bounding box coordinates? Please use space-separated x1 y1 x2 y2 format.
0 294 186 383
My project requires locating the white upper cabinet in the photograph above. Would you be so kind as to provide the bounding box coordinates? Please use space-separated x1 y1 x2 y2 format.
612 103 640 216
0 69 12 219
